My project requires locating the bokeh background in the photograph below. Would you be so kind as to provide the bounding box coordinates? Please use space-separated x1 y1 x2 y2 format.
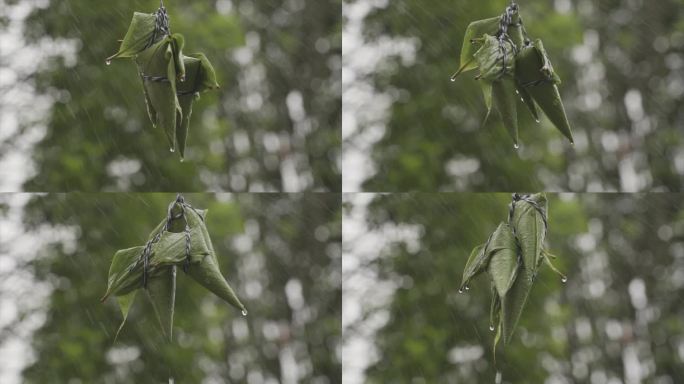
0 193 341 383
343 193 684 383
343 0 684 192
0 0 341 192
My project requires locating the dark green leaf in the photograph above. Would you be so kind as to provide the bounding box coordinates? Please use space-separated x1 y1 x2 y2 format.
460 243 487 290
492 76 519 147
145 265 176 342
459 17 501 73
515 44 574 143
487 223 519 297
107 12 158 61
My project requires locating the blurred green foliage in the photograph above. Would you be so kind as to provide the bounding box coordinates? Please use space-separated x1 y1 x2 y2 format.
349 0 684 191
11 193 341 382
346 193 684 382
15 0 341 192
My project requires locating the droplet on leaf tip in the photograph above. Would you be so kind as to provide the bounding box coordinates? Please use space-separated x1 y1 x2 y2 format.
561 276 568 283
105 60 111 66
458 288 464 294
535 119 540 123
180 158 185 163
170 148 175 153
489 325 495 331
513 143 520 149
241 310 248 316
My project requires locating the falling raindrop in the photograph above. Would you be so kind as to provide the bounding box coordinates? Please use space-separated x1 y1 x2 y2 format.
495 371 502 384
561 276 568 283
515 90 520 95
489 325 495 331
105 60 112 66
241 310 248 316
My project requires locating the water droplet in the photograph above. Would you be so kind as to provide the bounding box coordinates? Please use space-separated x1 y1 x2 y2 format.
450 77 456 82
520 98 525 102
458 288 464 294
105 60 111 66
570 141 575 146
489 325 495 331
513 143 520 149
515 90 520 95
170 148 175 153
464 285 470 291
535 119 540 123
241 310 248 316
180 158 185 163
561 276 568 283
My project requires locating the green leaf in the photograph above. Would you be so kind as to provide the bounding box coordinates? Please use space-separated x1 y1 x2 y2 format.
458 17 501 73
481 81 493 124
114 291 137 342
533 39 562 85
459 243 487 291
492 76 519 147
170 34 186 82
101 246 145 302
107 12 159 61
542 250 567 282
501 262 532 344
176 53 220 159
135 37 183 151
516 84 539 122
515 43 574 143
474 35 515 81
489 283 500 331
145 265 176 342
184 208 247 313
493 320 502 363
487 223 519 298
511 193 548 277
